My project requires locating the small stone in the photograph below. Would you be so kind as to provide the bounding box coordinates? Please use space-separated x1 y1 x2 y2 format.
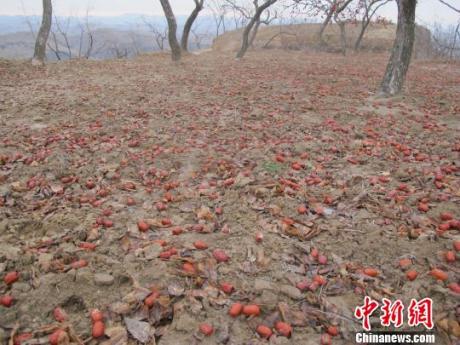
167 280 185 296
20 253 35 265
124 254 136 263
94 273 115 286
254 279 276 292
448 319 460 337
20 271 31 281
279 285 302 300
254 187 270 198
218 266 232 275
272 336 291 345
174 313 196 332
86 227 100 241
294 142 309 153
39 272 61 286
143 243 163 260
216 322 230 344
230 319 247 339
122 290 150 304
256 290 279 306
235 174 253 187
0 308 18 326
0 220 8 233
0 328 6 344
110 302 132 315
272 270 284 280
75 267 93 284
194 251 207 260
124 318 151 343
0 244 21 260
59 242 77 253
408 228 420 240
66 268 77 279
12 282 31 293
76 230 87 241
106 171 118 180
437 319 448 332
101 326 128 345
38 253 54 271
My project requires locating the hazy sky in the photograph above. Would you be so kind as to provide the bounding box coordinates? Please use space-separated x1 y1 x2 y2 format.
3 0 459 25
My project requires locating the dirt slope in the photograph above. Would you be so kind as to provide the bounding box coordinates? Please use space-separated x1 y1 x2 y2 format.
212 23 432 58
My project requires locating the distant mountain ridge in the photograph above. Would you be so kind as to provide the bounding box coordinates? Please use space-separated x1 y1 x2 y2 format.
0 14 224 59
0 14 219 34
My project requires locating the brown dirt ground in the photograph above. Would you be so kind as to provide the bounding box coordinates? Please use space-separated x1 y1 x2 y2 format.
0 50 459 345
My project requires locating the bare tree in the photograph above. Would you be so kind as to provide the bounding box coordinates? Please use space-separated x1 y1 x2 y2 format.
317 1 338 44
110 43 129 59
32 0 53 65
52 15 73 59
224 0 252 29
47 29 65 60
330 0 363 55
143 17 168 51
78 10 95 59
249 8 278 46
181 0 205 52
448 23 460 59
190 25 210 50
293 0 354 46
191 29 203 49
83 28 95 59
432 21 460 59
322 0 353 45
333 13 347 55
208 0 228 37
379 0 417 96
261 16 298 49
128 31 142 56
45 13 95 60
354 0 392 51
236 0 279 59
154 28 168 50
159 0 182 61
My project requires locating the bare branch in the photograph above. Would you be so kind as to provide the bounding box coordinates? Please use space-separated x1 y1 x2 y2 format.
438 0 460 13
236 0 278 58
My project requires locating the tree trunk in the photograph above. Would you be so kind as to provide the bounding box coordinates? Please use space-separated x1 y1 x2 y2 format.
249 20 261 47
449 22 459 59
181 0 204 52
236 21 254 58
236 0 277 59
318 0 353 46
379 0 417 96
32 0 52 65
318 5 335 45
159 0 181 61
354 0 392 51
354 20 370 51
338 21 346 55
